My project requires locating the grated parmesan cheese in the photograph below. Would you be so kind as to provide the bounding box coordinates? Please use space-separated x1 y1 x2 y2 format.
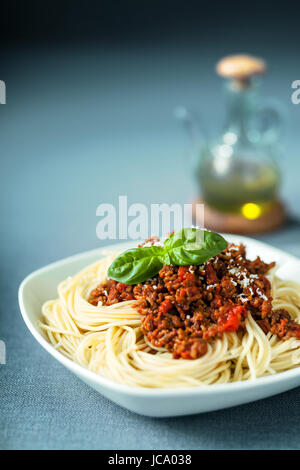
257 288 268 301
239 277 251 288
238 294 248 303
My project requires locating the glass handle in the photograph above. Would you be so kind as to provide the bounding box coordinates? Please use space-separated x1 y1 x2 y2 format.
174 106 208 171
249 99 284 144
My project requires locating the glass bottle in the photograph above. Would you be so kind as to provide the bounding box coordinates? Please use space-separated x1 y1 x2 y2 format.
179 55 283 219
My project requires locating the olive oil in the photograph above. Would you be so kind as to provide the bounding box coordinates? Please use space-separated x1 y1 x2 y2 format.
198 159 279 216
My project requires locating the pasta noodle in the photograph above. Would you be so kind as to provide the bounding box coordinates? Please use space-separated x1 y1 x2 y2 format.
41 253 300 388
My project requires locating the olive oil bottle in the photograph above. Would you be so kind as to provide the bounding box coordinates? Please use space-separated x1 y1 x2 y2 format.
179 55 283 223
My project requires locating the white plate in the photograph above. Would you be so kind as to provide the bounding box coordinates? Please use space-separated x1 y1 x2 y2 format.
18 234 300 417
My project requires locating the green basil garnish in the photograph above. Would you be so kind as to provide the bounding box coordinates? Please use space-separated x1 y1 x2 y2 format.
161 228 228 266
107 228 228 285
107 246 164 285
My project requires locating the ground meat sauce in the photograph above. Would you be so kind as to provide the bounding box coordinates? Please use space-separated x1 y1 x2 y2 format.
88 243 300 359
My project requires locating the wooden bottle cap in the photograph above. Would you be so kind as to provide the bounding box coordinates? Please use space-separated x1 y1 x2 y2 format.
216 54 266 80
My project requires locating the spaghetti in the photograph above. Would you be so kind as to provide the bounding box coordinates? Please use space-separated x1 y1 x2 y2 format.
41 249 300 388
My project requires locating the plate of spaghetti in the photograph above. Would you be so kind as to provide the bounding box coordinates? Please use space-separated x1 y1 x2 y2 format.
19 229 300 417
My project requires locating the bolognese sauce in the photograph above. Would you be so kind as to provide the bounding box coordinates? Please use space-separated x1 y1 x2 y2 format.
88 243 300 360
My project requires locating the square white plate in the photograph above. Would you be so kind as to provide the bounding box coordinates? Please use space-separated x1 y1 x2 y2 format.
18 234 300 417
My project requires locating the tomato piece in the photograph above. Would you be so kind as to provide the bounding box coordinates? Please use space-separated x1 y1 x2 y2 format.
178 266 190 281
116 282 128 292
218 305 245 332
108 286 118 301
178 266 196 283
277 318 288 338
158 299 173 314
180 288 187 297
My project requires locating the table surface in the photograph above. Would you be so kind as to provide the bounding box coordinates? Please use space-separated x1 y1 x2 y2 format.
1 43 300 450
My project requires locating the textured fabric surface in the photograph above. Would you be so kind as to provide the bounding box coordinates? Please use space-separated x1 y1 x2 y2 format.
1 45 300 450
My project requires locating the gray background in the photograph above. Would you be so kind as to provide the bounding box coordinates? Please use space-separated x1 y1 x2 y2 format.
1 2 300 449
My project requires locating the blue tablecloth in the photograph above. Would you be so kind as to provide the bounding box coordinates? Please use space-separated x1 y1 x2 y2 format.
1 44 300 449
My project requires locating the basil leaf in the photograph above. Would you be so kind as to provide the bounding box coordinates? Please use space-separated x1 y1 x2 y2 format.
161 228 228 266
107 229 228 285
107 246 164 285
164 228 205 250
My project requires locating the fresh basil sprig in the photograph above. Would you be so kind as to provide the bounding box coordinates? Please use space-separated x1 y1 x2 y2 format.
106 246 163 286
107 228 228 285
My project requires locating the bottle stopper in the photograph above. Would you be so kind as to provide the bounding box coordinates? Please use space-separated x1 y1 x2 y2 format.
216 54 266 88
